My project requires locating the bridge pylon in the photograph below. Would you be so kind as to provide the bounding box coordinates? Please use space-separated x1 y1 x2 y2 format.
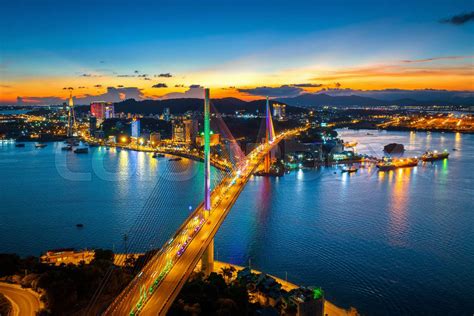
264 96 275 173
67 91 76 138
201 87 214 275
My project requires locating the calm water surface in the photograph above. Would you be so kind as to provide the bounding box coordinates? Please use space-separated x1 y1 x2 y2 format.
0 130 473 315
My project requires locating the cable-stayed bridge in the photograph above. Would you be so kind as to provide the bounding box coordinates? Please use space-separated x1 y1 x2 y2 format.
99 89 307 316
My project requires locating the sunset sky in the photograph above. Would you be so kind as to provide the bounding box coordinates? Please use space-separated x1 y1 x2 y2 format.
0 0 473 105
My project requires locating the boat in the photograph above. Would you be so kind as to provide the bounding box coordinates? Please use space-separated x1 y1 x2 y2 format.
74 142 89 154
168 157 182 162
15 143 25 148
344 141 358 148
153 152 165 158
383 143 404 154
35 143 47 148
76 223 84 228
421 150 449 162
377 157 419 171
342 166 358 173
61 145 72 151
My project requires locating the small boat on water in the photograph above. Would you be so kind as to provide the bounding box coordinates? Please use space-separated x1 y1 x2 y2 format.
35 143 47 148
377 157 419 171
61 145 72 151
15 143 25 148
421 150 449 162
344 141 358 148
74 142 89 154
76 223 84 228
153 152 165 158
168 157 182 162
342 166 358 173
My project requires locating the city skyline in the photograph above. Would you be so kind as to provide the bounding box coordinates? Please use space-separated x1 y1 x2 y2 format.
1 0 473 105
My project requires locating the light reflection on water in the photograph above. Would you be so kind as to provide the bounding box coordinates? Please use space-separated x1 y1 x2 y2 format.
0 130 473 315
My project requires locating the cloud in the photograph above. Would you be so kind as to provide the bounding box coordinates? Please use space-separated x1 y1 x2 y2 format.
174 84 185 88
134 70 140 74
137 74 149 77
335 82 342 88
143 77 151 81
1 85 12 88
117 74 135 77
78 86 86 89
156 73 172 78
94 84 103 88
152 83 168 88
189 84 203 88
117 85 124 88
401 55 474 63
80 73 101 77
238 85 303 97
159 86 205 100
19 87 145 105
62 87 74 90
440 11 474 25
292 83 323 88
315 88 474 101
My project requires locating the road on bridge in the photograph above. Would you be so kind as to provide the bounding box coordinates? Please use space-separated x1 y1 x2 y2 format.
105 128 306 316
0 283 41 316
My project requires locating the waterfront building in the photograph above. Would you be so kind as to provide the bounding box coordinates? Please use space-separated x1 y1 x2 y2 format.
91 102 114 121
40 248 95 266
131 118 140 138
172 120 186 142
89 116 97 136
183 119 198 144
150 132 161 146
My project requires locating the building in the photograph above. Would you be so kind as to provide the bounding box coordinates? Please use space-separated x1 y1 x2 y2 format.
183 119 199 144
89 116 97 136
287 287 325 316
196 132 220 147
40 248 95 266
172 120 186 142
90 102 114 121
163 107 171 121
131 118 140 138
272 103 286 120
150 132 161 146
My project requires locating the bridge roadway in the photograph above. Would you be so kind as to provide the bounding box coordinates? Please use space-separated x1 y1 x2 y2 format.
104 127 305 316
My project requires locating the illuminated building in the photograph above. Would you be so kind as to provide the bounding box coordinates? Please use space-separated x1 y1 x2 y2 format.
272 103 286 120
196 133 220 147
90 102 115 121
172 120 186 142
131 118 140 138
150 132 161 146
183 119 198 144
163 107 171 121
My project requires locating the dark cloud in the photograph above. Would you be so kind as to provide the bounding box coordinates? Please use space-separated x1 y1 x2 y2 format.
117 74 135 77
143 78 151 81
316 88 473 101
117 85 124 88
99 61 105 64
19 87 145 105
159 86 204 100
156 73 173 78
137 74 149 77
238 85 303 97
335 82 342 88
0 85 12 88
78 86 86 89
80 73 101 77
440 11 474 25
62 87 74 90
152 83 168 88
189 84 203 88
94 84 103 88
292 83 323 88
134 70 140 74
174 84 185 88
401 55 473 63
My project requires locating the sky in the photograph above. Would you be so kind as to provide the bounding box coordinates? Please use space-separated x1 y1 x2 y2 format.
0 0 473 105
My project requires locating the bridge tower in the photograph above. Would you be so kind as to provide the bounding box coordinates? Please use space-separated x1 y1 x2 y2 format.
201 88 214 274
67 91 76 137
264 96 275 173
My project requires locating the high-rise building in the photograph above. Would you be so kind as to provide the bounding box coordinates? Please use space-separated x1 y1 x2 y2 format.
91 102 114 121
89 116 97 136
150 132 161 146
163 108 171 121
131 118 140 138
172 120 186 142
272 103 286 120
183 119 198 144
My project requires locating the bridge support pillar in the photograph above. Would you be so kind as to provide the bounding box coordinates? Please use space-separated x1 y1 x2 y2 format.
201 239 214 275
264 151 271 173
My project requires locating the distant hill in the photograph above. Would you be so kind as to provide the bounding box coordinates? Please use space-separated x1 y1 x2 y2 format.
109 98 305 115
278 93 474 107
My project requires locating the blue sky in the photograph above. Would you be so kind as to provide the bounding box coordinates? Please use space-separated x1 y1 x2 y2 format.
1 0 473 104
